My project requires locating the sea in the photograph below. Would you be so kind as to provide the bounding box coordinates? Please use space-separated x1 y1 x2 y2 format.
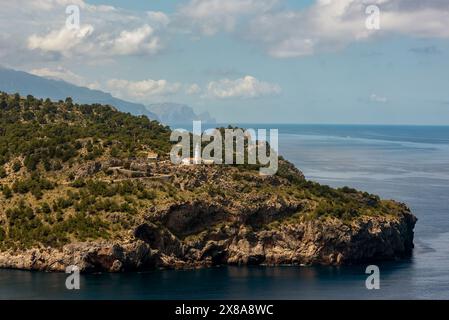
1 124 449 299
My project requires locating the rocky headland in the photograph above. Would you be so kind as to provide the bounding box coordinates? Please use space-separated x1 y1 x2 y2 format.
0 93 417 272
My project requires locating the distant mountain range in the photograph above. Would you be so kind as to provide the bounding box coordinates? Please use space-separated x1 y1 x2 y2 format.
0 67 160 120
0 67 216 126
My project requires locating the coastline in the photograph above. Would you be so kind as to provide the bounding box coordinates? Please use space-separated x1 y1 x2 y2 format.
0 207 416 273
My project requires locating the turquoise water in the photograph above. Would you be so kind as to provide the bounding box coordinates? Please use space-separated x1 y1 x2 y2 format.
1 125 449 299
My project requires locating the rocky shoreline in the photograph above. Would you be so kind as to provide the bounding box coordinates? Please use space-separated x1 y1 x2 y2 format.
0 206 416 272
0 94 419 274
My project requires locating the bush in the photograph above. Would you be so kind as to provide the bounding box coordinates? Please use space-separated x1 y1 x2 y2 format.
2 185 12 199
138 189 156 200
0 166 6 178
41 202 52 214
12 161 21 172
0 227 5 242
31 186 43 200
71 179 86 188
340 186 358 194
315 200 360 220
11 175 54 198
54 197 74 210
53 161 63 171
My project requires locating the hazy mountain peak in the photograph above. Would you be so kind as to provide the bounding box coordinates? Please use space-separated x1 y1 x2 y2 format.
146 102 216 126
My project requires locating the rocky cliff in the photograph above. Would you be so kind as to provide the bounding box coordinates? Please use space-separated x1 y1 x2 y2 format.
0 93 417 272
0 205 416 272
0 157 417 272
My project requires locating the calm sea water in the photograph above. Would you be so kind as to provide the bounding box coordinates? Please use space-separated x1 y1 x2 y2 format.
1 124 449 299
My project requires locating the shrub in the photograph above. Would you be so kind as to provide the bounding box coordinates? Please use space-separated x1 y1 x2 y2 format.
12 161 22 172
41 202 52 214
71 179 86 188
0 166 6 178
0 227 5 242
138 189 156 200
54 197 74 210
2 185 12 199
31 186 43 200
11 175 54 198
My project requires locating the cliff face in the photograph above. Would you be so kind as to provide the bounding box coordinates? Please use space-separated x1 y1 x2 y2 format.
0 93 418 273
0 198 416 272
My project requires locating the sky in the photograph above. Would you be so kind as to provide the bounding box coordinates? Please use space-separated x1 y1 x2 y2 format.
1 0 449 124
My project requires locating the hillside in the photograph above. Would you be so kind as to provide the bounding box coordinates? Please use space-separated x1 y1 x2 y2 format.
0 93 416 271
0 67 159 121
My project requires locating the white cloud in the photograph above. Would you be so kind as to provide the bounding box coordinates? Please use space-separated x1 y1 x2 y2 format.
370 93 388 103
147 11 170 27
20 0 115 12
177 0 278 35
107 78 182 101
206 75 281 99
186 83 202 95
106 25 162 56
27 23 163 58
28 25 94 55
246 0 449 58
29 66 100 89
106 76 280 101
15 0 89 11
2 0 167 63
5 0 449 66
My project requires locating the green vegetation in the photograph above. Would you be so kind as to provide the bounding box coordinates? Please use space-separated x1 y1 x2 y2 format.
1 185 12 199
0 166 6 178
11 174 54 199
2 200 109 249
12 161 21 172
0 92 172 172
0 92 401 251
0 92 172 249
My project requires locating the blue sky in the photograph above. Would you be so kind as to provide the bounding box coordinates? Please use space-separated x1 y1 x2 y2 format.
1 0 449 124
